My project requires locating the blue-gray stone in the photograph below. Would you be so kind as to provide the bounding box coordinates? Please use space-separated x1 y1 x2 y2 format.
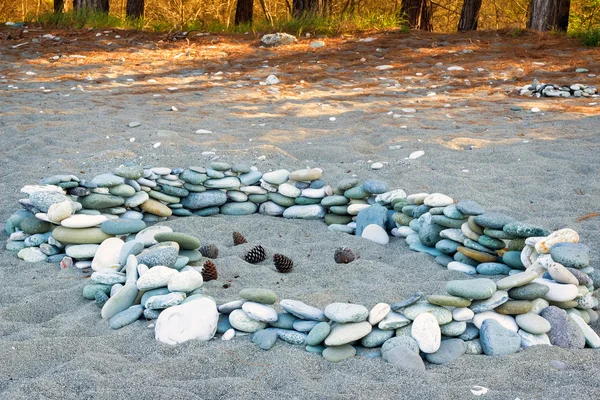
409 242 442 256
463 238 496 254
402 205 417 216
280 299 327 321
344 185 369 199
137 246 178 267
412 205 431 218
172 209 194 216
119 240 144 267
540 306 585 349
173 256 189 270
355 347 382 358
473 212 516 229
172 168 184 175
321 195 349 207
480 319 521 356
6 240 26 252
361 327 394 348
79 194 125 210
418 222 445 247
95 291 109 307
24 232 53 247
454 251 480 267
430 215 466 229
483 228 515 240
459 323 480 341
391 292 424 311
443 204 466 219
507 283 550 300
363 179 389 194
83 283 111 300
305 345 325 354
181 190 228 210
140 287 171 306
503 222 550 238
145 292 185 309
109 305 143 329
252 329 278 350
425 338 466 364
502 251 525 270
239 170 263 186
101 219 146 235
306 322 331 346
91 173 125 187
28 192 70 212
217 314 234 333
231 164 251 173
206 169 224 179
269 312 299 329
476 262 512 275
446 278 497 300
478 235 506 250
408 219 421 233
276 329 307 345
114 165 144 179
356 205 388 237
435 254 454 267
435 239 460 255
293 320 319 332
220 202 258 215
180 170 208 185
382 345 425 370
456 200 485 215
160 185 189 198
550 243 590 269
194 207 220 217
144 309 161 320
46 253 66 262
470 291 509 313
310 179 325 189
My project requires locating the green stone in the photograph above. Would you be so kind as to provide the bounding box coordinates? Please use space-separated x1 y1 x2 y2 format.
268 193 296 207
58 181 79 189
426 295 471 307
392 198 409 210
109 184 136 197
160 185 189 198
82 283 111 300
239 288 278 305
446 278 497 300
52 226 113 244
336 179 360 192
20 217 52 234
179 250 203 263
430 216 466 229
148 190 180 204
344 185 369 199
321 195 349 207
329 205 349 215
508 238 526 251
210 162 231 171
401 302 452 324
483 228 514 240
183 183 207 192
248 194 269 204
507 283 550 300
478 235 506 250
503 222 551 238
154 232 201 250
295 196 322 205
220 202 258 215
180 170 208 185
79 194 125 210
322 344 356 363
324 214 352 225
402 205 417 217
502 251 525 270
392 212 413 226
114 165 144 179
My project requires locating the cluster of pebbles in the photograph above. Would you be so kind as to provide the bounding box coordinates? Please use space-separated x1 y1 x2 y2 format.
518 79 598 98
4 162 599 368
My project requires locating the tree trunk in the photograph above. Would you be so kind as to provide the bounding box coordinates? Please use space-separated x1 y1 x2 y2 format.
126 0 144 19
293 0 319 17
73 0 109 13
234 0 253 25
458 0 483 31
54 0 64 13
528 0 570 31
400 0 432 31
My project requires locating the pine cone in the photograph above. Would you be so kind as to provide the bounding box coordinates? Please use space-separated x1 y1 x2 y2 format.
233 231 247 246
202 260 218 281
245 245 266 264
199 244 219 259
334 247 359 264
273 253 293 273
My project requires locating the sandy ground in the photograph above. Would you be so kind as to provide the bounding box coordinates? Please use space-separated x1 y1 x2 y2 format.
1 27 600 399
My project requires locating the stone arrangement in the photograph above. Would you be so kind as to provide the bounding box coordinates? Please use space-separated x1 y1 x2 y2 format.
4 162 600 369
518 79 598 98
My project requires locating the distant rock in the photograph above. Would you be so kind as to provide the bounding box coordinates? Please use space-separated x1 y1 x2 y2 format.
260 33 297 47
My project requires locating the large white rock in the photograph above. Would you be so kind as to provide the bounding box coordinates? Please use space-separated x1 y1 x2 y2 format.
61 214 107 228
361 224 389 245
91 237 125 271
242 302 278 322
533 278 579 302
47 200 75 223
278 183 301 198
135 226 173 247
472 311 518 332
168 270 203 292
424 193 454 207
411 313 441 353
137 266 178 291
375 189 407 205
155 298 219 345
368 303 391 325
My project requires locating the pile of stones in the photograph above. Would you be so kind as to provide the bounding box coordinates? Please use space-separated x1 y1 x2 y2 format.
4 162 599 368
518 79 598 98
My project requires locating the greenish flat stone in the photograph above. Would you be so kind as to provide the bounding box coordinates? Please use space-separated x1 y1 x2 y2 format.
323 344 356 363
324 214 352 225
446 278 497 300
194 207 220 217
402 205 417 216
183 183 207 192
109 184 136 197
476 262 512 275
306 322 331 346
20 217 52 234
114 165 144 179
179 249 203 263
430 215 466 229
427 294 471 307
148 190 180 204
502 251 525 270
344 185 369 199
295 196 322 205
155 232 201 250
101 219 146 235
329 205 349 215
508 283 550 300
79 194 125 210
508 238 526 251
82 283 111 300
172 209 194 216
392 212 413 226
180 170 208 185
321 195 349 207
268 193 296 207
53 226 113 244
483 228 514 240
220 202 258 215
401 301 452 324
478 235 506 250
503 222 551 238
239 288 278 305
248 194 269 204
473 212 516 229
160 185 189 197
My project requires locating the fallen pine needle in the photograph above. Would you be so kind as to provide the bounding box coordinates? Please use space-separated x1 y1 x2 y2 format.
577 212 600 222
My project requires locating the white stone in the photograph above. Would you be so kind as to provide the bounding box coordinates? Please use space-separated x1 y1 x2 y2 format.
408 151 425 159
411 313 441 353
548 262 579 285
396 226 416 238
453 307 474 322
288 168 322 181
347 204 370 216
21 185 65 195
66 244 100 259
91 238 124 271
533 278 579 302
378 311 411 330
222 328 235 340
135 226 173 247
370 162 384 170
448 261 477 275
361 224 389 245
424 193 454 207
60 214 107 228
47 200 75 223
324 321 372 346
137 266 179 291
265 75 279 85
535 228 579 254
301 188 326 199
262 169 289 184
278 183 301 198
447 66 465 71
375 189 407 205
570 314 600 349
242 302 278 322
368 303 391 325
518 330 551 348
155 298 218 345
17 247 47 262
407 193 429 205
472 311 518 332
168 270 203 292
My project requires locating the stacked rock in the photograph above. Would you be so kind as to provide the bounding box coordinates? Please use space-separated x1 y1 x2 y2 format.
3 162 599 367
518 79 598 98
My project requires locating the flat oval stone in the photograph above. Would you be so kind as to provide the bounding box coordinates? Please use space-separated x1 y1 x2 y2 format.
362 224 389 245
101 219 146 235
425 338 466 364
79 194 125 210
283 205 326 220
411 313 441 353
239 171 263 186
534 278 579 302
280 299 326 321
496 270 537 290
154 232 200 250
427 295 471 308
477 262 512 275
323 344 356 363
259 201 286 216
61 214 107 228
401 302 452 325
252 329 278 350
101 282 138 320
503 222 550 238
363 179 388 195
472 311 518 332
361 327 394 347
447 261 477 275
440 320 467 337
269 312 298 329
541 306 585 349
17 247 48 262
53 226 113 244
229 309 267 333
19 217 52 235
289 168 322 181
66 244 100 259
239 288 278 305
446 279 497 300
368 303 391 325
293 320 319 332
262 169 290 184
456 200 485 215
324 303 369 323
275 329 307 345
324 321 372 346
305 322 331 346
495 300 533 315
145 292 186 309
204 177 241 189
181 190 228 210
502 251 525 269
424 193 454 207
135 226 173 246
515 312 551 334
321 195 349 207
180 170 209 185
168 270 203 292
109 305 144 329
507 282 550 300
480 319 521 356
378 311 410 329
137 244 179 268
242 302 278 322
473 212 516 229
220 202 258 215
470 291 509 313
136 266 178 291
550 243 590 269
140 199 173 217
91 237 124 271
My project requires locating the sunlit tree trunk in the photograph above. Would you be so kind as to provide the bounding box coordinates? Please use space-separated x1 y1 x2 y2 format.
458 0 483 31
528 0 570 31
400 0 432 31
234 0 253 24
73 0 109 13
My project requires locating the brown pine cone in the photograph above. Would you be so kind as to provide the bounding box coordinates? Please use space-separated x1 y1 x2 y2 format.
244 245 266 264
202 260 218 281
233 231 248 246
334 247 359 264
273 253 293 273
199 244 219 259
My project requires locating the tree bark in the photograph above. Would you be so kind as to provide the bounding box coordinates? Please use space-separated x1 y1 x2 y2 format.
528 0 570 31
293 0 319 17
458 0 483 31
126 0 144 19
400 0 432 31
73 0 109 13
234 0 253 25
54 0 64 13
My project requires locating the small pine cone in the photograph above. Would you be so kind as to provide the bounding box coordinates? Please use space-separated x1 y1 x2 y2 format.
233 231 247 246
244 245 266 264
334 247 359 264
202 260 218 282
273 253 293 273
199 244 219 259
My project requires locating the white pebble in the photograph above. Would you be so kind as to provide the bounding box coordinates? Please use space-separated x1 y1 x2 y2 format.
408 150 425 159
153 142 161 148
222 328 235 340
371 162 384 170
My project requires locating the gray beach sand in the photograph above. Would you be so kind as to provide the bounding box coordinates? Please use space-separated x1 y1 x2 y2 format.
1 29 599 399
